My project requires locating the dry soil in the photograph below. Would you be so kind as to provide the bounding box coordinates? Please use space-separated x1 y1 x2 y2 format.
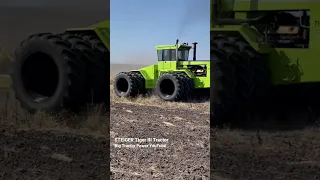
0 126 109 180
211 128 320 180
0 88 110 180
109 100 210 179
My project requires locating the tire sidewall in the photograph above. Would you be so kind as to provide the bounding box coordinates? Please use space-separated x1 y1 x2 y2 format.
113 73 132 97
12 40 69 110
156 74 179 101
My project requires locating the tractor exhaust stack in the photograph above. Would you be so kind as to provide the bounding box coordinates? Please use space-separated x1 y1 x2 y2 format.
175 39 179 62
192 42 198 61
176 39 179 69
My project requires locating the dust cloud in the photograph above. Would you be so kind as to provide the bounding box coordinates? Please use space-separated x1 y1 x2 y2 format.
176 0 209 38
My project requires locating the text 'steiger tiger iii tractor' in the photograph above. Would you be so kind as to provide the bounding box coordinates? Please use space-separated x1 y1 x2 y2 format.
10 21 110 112
210 0 320 126
113 39 210 101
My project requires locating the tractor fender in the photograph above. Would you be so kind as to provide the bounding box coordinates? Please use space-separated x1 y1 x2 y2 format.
130 64 158 89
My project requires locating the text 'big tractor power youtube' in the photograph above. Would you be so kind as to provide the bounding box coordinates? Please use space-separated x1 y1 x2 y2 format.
210 0 320 126
113 39 210 101
10 21 110 112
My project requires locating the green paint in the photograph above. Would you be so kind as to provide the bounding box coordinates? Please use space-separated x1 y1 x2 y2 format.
66 20 110 51
211 0 320 85
155 44 192 50
131 44 210 89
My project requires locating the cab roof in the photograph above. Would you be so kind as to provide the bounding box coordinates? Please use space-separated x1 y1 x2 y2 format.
155 44 192 50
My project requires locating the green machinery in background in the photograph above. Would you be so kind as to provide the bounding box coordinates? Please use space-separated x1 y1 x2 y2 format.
210 0 319 125
113 39 210 101
10 20 110 112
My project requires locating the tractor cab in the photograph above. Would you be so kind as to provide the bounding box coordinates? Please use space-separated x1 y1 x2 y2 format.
155 41 193 62
155 39 199 70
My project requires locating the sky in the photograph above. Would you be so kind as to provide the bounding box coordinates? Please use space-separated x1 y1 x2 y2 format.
110 0 210 64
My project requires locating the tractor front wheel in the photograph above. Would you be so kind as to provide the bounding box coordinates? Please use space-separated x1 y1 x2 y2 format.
156 72 193 101
113 72 144 97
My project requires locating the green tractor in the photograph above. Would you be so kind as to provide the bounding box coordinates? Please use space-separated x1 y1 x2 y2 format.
113 39 210 101
210 0 318 125
10 20 110 112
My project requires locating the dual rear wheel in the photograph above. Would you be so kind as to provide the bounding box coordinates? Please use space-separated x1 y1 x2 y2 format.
113 72 194 101
11 32 109 113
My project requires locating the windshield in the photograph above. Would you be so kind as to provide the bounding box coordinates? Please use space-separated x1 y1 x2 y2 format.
157 48 190 61
177 48 189 61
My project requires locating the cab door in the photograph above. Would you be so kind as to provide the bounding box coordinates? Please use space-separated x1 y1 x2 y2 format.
158 49 172 70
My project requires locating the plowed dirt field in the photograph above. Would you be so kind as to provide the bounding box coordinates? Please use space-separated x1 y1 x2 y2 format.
109 95 210 179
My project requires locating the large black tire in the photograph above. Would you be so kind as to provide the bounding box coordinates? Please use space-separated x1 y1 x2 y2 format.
79 34 109 104
210 47 237 126
230 38 270 101
114 72 145 97
156 72 193 101
176 72 195 99
211 33 270 127
60 33 109 104
212 35 255 105
11 33 86 112
230 37 270 125
81 35 108 53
